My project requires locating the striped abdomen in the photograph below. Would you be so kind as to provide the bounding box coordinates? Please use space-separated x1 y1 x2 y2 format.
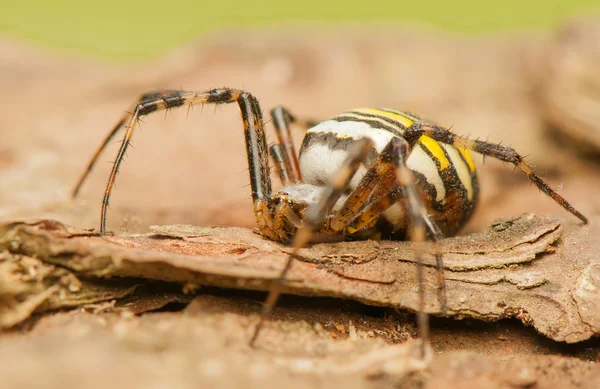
298 108 479 238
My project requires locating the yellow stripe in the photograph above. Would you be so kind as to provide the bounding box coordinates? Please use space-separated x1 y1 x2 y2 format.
352 108 414 128
419 136 450 170
443 144 474 201
458 148 476 172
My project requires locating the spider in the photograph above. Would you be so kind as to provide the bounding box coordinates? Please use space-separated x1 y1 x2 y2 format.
72 88 587 356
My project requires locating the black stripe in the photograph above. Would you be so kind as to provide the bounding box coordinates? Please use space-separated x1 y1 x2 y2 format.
207 88 234 103
163 94 185 108
412 143 447 212
454 147 479 195
377 108 424 123
336 111 406 135
140 90 176 101
344 110 410 131
435 145 478 231
137 101 158 116
239 92 271 201
412 169 443 213
444 146 475 201
301 131 357 154
332 115 404 138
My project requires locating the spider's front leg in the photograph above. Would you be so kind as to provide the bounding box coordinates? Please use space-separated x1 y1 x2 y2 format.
329 138 447 316
251 137 442 359
329 137 441 357
71 90 183 198
72 88 274 235
250 137 375 345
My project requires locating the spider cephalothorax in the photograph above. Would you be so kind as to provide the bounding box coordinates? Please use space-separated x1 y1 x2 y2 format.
72 87 587 355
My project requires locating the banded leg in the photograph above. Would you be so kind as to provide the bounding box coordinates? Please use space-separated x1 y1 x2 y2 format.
71 91 181 198
332 137 433 356
403 124 588 224
328 139 404 233
395 145 431 358
250 138 375 346
341 186 447 314
271 106 302 183
269 144 294 186
422 213 447 315
73 88 273 235
270 106 318 184
327 138 447 314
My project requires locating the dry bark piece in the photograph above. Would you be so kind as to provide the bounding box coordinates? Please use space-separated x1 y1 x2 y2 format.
1 213 598 342
0 250 137 329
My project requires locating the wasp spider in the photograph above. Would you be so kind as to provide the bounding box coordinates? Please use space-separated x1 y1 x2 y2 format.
73 88 587 356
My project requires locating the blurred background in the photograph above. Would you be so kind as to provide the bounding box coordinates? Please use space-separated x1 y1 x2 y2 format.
3 4 600 387
1 0 600 234
3 0 600 60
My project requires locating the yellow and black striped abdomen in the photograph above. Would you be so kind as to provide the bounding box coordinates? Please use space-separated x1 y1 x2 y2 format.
298 108 479 237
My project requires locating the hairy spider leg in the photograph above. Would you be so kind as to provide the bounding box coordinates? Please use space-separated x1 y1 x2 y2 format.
422 215 446 315
337 136 434 357
72 90 182 198
249 138 375 346
251 136 439 358
269 144 294 186
73 88 274 235
269 106 319 186
393 138 431 359
401 124 588 224
329 136 437 357
327 138 447 315
270 106 302 184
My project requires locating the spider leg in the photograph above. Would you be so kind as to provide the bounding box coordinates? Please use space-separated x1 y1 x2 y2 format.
72 90 181 198
422 213 446 315
269 144 294 186
403 124 588 224
328 139 403 232
250 137 375 346
331 137 434 357
270 106 318 184
328 137 439 356
71 117 125 198
270 106 302 183
339 185 447 315
74 88 273 235
395 149 431 359
329 138 448 316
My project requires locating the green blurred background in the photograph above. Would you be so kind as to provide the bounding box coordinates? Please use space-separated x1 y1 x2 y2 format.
2 0 599 61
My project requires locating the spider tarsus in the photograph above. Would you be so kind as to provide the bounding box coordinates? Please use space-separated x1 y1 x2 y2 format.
438 283 447 315
249 319 264 348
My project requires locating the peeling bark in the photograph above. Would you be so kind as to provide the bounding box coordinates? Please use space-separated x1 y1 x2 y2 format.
1 214 597 343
